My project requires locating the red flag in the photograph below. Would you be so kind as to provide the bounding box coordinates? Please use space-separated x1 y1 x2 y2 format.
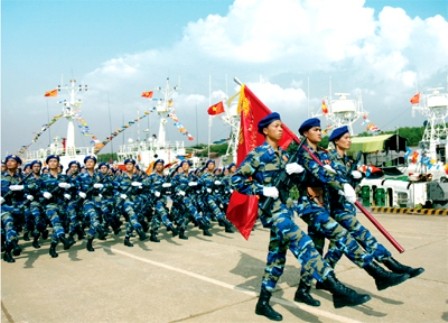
44 89 58 97
226 192 259 240
207 101 225 115
321 99 328 114
410 92 420 104
141 91 153 98
227 84 299 239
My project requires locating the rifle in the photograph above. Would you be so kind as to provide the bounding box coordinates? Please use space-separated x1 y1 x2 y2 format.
300 141 405 253
2 171 34 201
260 138 306 215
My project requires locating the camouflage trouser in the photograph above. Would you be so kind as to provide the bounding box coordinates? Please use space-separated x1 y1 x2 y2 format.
205 195 226 222
82 198 103 239
1 206 18 244
67 199 83 235
44 204 66 243
261 203 332 292
172 195 200 230
326 204 391 266
29 201 47 233
100 196 121 230
150 198 173 233
121 199 143 238
299 206 374 287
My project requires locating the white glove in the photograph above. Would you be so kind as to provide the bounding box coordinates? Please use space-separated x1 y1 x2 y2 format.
323 165 336 174
26 195 34 201
43 192 52 199
9 185 24 191
98 194 103 199
206 188 212 193
131 182 142 187
262 186 279 199
229 188 234 193
351 170 362 179
93 183 104 189
188 182 197 187
154 191 161 197
214 180 222 185
64 194 71 200
285 163 304 175
78 192 87 199
341 183 357 204
162 183 172 188
58 182 71 189
0 196 4 204
177 190 186 196
120 193 128 200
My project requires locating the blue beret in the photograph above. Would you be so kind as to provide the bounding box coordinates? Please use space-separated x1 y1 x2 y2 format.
98 162 110 169
154 159 164 165
205 159 215 167
329 125 349 142
24 163 31 170
124 158 136 165
45 155 60 164
227 162 236 170
298 118 320 135
68 160 81 168
30 160 42 167
180 159 192 167
5 155 23 165
84 155 97 164
258 112 281 134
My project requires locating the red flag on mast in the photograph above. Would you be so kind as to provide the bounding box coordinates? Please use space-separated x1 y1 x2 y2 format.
207 101 225 115
44 89 58 97
410 92 420 104
141 91 154 98
227 84 299 239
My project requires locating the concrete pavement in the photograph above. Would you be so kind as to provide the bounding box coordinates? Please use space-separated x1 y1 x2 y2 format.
2 213 447 323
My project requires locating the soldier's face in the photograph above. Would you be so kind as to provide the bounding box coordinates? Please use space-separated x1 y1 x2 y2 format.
305 127 322 143
207 163 215 171
6 159 19 170
85 160 96 170
32 165 41 174
100 166 109 174
265 120 283 141
47 159 59 170
335 133 351 150
155 163 163 172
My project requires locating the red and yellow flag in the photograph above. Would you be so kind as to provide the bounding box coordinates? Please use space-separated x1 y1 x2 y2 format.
207 101 225 115
44 89 58 97
141 91 153 98
321 99 328 114
227 84 299 239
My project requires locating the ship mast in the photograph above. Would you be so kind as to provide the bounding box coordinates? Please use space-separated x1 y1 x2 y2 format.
59 79 88 156
155 77 178 148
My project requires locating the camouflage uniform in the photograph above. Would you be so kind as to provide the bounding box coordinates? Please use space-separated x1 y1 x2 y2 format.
231 142 333 292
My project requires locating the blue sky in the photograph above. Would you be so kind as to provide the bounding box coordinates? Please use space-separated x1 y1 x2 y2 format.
2 0 448 156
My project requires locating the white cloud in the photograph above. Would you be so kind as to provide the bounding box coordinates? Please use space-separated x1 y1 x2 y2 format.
4 0 448 156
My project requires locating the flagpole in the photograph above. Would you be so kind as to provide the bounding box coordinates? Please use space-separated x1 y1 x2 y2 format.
46 101 51 146
208 75 212 158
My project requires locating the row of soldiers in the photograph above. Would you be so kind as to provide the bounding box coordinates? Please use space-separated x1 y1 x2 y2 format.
1 154 236 263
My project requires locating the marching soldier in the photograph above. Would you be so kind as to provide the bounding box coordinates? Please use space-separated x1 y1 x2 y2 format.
231 113 371 321
74 155 107 252
142 159 178 242
40 155 75 258
324 125 424 277
114 158 148 247
294 118 410 306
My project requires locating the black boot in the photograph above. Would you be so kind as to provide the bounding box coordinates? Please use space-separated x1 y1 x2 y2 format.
294 282 321 307
124 237 133 247
3 244 15 263
32 232 41 249
136 228 148 241
76 225 85 241
11 240 22 256
364 262 410 291
382 257 425 278
322 272 371 308
150 231 160 243
60 235 75 250
97 226 107 241
42 229 49 240
224 220 235 233
23 231 30 241
86 238 95 252
179 228 188 240
255 288 283 321
168 224 179 237
49 241 58 258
